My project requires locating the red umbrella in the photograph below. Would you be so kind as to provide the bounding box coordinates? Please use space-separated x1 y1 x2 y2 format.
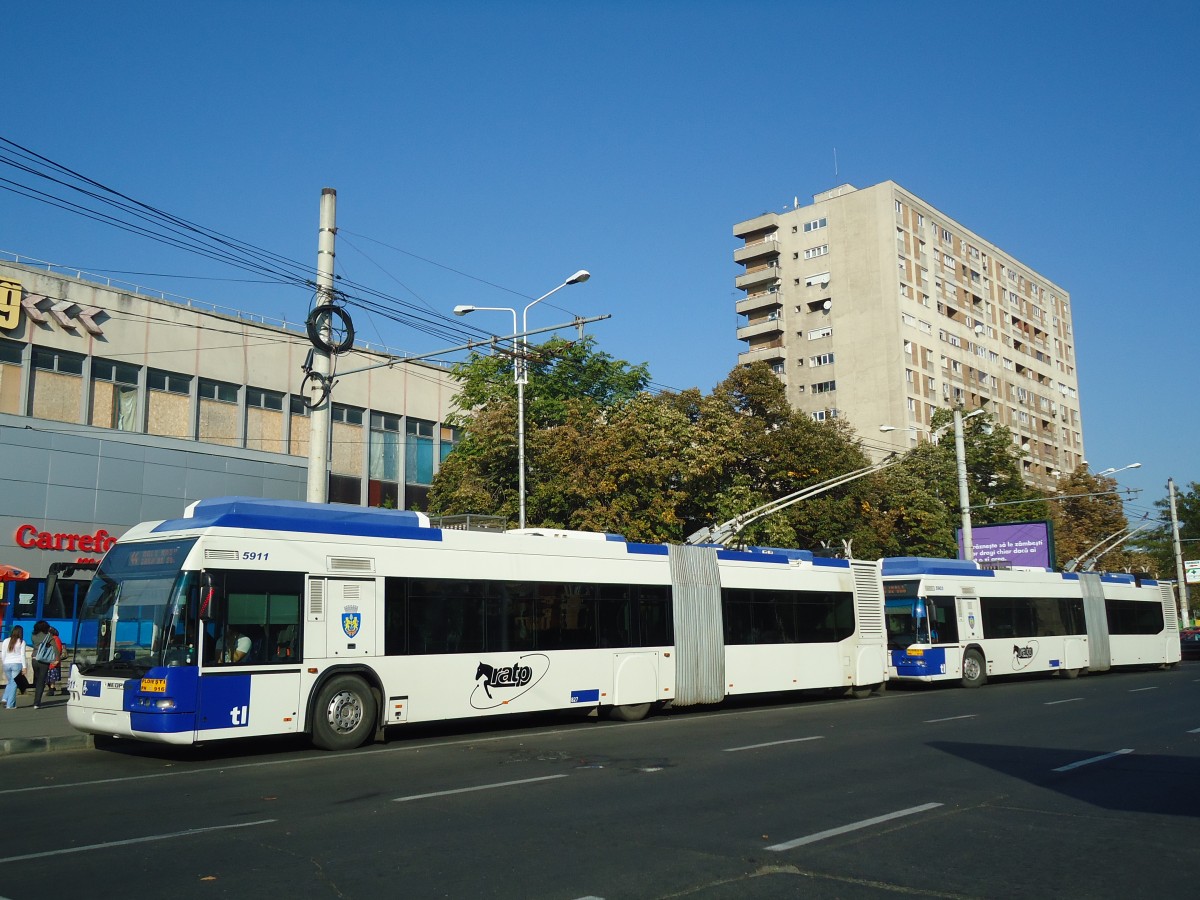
0 564 31 582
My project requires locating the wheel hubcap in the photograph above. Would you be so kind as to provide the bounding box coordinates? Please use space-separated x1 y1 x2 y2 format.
327 690 363 733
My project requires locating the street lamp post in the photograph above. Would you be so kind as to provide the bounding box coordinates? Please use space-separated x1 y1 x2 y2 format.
453 269 590 529
1097 462 1142 477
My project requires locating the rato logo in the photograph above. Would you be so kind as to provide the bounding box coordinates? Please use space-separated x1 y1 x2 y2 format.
471 654 549 709
1011 641 1039 670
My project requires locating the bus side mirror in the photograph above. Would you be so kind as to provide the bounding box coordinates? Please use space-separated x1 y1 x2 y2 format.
199 572 224 623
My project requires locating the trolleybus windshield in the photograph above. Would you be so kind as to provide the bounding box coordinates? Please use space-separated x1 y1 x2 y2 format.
74 538 198 676
884 580 928 649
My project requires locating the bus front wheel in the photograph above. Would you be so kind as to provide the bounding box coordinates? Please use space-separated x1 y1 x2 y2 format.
961 650 987 688
312 675 378 751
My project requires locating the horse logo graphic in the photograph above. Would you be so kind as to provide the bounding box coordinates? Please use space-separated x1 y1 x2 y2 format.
342 613 360 639
471 655 549 709
1011 640 1038 671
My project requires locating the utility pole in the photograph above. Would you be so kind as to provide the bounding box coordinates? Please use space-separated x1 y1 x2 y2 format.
954 409 974 561
306 188 336 503
1169 477 1190 624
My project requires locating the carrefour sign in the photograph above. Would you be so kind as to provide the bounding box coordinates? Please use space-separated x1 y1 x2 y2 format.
14 524 118 554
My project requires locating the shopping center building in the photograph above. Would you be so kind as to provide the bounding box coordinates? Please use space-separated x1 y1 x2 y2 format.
0 256 460 634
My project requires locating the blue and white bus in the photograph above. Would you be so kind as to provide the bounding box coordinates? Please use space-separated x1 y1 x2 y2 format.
882 557 1181 687
68 497 888 750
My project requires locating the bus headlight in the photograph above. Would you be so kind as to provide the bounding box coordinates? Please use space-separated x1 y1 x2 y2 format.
154 698 176 710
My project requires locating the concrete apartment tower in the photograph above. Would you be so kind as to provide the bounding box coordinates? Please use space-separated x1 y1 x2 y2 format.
733 181 1081 490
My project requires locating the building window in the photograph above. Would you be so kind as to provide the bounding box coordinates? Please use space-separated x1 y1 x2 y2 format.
31 347 85 424
198 378 237 403
804 245 829 260
329 403 365 482
0 337 22 415
811 380 836 394
146 369 192 439
440 424 461 463
803 217 827 233
807 326 833 340
810 353 835 367
91 358 139 432
245 387 286 453
369 412 402 508
198 377 239 447
288 395 310 458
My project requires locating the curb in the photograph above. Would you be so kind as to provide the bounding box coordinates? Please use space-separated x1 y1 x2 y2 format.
1 734 95 756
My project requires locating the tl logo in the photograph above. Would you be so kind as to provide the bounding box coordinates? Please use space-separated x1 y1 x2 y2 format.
229 705 250 726
342 613 360 639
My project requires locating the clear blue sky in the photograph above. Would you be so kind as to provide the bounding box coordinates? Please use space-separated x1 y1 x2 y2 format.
4 0 1197 521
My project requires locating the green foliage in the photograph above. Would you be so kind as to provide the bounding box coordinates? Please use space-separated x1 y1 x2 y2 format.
430 348 1072 563
1138 481 1200 580
1048 466 1141 571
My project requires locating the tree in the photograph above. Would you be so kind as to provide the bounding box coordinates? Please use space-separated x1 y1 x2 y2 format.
886 408 1049 557
1138 481 1200 579
1047 466 1144 572
428 336 651 524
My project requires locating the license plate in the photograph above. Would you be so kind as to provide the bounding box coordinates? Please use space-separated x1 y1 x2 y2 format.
140 678 167 693
906 648 924 657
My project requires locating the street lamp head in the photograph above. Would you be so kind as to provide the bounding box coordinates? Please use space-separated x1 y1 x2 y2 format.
879 425 896 433
566 269 591 285
452 305 476 316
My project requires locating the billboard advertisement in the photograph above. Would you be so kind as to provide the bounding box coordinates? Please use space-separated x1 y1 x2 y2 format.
958 520 1054 568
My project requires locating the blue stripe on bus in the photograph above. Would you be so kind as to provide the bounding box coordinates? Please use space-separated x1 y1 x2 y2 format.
716 549 790 564
891 647 947 675
151 497 442 542
570 689 600 703
625 543 668 555
811 557 851 568
882 557 993 577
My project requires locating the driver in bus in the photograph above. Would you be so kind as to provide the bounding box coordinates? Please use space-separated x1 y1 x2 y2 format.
220 626 253 664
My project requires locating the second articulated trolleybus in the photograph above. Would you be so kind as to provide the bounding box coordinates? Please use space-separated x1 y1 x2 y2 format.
68 497 888 750
883 556 1181 687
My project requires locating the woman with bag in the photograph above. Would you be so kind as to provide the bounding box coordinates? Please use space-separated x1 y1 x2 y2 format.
30 620 59 709
2 624 27 709
46 626 65 696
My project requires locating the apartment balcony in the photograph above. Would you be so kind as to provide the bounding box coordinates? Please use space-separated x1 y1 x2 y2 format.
733 212 780 239
735 264 781 291
736 316 784 343
737 343 786 366
736 292 781 317
734 238 780 265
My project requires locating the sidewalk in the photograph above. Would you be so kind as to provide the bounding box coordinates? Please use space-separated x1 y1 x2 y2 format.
0 691 94 755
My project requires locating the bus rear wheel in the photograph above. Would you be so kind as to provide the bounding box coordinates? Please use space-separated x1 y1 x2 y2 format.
608 702 652 722
961 650 987 688
312 675 377 751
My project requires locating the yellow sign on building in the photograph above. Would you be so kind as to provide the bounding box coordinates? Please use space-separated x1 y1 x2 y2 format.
0 279 20 331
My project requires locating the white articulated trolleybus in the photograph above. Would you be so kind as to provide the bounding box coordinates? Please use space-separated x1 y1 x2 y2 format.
67 497 888 750
882 557 1181 688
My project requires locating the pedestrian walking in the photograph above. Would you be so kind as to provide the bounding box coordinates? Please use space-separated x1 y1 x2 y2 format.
2 624 27 709
46 626 65 696
30 620 61 709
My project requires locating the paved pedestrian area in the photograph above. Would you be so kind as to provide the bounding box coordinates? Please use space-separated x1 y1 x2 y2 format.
0 689 93 755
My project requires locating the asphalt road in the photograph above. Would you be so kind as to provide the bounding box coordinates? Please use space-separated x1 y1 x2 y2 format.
3 664 1198 899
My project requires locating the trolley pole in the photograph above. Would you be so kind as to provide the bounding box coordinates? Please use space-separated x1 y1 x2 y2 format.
1169 477 1190 625
306 188 337 503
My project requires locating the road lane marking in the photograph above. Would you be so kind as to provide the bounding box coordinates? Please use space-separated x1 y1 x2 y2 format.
924 714 976 723
1128 686 1158 692
394 774 568 802
724 736 824 752
766 803 943 851
1188 727 1200 734
1045 698 1083 705
1052 749 1134 773
0 819 275 864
